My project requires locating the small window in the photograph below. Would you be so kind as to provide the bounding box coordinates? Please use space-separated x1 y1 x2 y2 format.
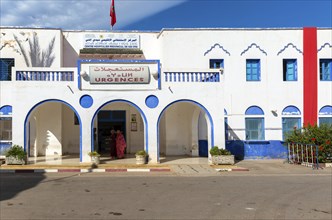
209 59 224 69
0 117 12 141
319 117 332 126
320 59 332 81
0 58 14 81
282 118 301 140
245 118 265 140
283 59 297 81
246 59 260 81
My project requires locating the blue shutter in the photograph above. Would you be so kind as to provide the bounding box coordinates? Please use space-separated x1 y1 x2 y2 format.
294 60 298 81
258 60 261 81
328 60 332 81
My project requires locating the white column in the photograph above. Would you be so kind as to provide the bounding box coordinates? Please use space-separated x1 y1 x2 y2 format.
145 113 159 164
80 114 93 163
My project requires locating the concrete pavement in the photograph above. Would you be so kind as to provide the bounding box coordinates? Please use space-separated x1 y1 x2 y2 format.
1 157 331 175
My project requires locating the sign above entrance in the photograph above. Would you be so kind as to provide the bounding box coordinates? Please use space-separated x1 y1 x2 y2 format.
89 66 150 84
83 33 140 48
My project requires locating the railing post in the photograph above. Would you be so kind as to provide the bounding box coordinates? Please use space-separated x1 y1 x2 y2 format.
296 143 299 164
301 144 304 164
315 145 319 170
306 144 309 167
288 143 291 163
310 145 314 166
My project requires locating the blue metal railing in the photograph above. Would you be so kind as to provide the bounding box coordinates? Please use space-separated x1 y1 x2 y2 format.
16 71 74 81
164 72 220 82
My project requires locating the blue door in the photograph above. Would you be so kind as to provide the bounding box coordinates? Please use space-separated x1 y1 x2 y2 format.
198 112 208 157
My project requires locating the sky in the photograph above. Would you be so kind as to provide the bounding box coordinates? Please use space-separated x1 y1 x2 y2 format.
0 0 331 31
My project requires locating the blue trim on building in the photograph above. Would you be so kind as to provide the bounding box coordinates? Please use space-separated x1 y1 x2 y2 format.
204 43 231 56
91 99 149 153
157 99 214 161
226 140 287 160
277 43 303 55
24 99 83 161
80 95 93 108
145 95 159 108
245 106 264 115
282 105 301 115
319 105 332 115
241 43 267 56
318 43 332 52
0 105 12 115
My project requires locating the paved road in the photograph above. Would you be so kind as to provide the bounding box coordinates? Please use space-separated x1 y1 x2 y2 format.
1 167 331 220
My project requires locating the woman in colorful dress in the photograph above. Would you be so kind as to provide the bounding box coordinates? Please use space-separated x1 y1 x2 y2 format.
116 130 126 159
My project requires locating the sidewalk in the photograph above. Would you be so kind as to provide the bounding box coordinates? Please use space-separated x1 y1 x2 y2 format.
1 157 330 175
0 155 246 174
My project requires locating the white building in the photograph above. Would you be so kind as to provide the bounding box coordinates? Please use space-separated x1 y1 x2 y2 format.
0 27 331 163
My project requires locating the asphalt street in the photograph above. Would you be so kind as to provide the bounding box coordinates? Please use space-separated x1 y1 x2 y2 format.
1 168 331 220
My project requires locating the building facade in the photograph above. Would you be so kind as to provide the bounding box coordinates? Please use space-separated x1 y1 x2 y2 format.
0 27 331 163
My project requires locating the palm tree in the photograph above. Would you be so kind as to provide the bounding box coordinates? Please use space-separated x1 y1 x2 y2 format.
14 32 55 67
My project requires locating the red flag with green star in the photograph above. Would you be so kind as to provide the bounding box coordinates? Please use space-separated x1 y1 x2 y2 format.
110 0 116 27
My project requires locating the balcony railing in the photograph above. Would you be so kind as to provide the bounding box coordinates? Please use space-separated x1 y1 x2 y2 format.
16 71 74 81
164 72 220 82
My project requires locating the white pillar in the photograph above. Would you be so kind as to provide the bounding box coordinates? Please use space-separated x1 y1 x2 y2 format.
80 114 92 163
145 113 159 164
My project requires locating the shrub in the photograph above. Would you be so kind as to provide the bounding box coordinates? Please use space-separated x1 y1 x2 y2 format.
135 150 148 156
209 146 231 156
88 151 100 157
286 124 332 162
5 145 27 160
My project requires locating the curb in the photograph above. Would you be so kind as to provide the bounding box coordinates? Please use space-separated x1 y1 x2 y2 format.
0 168 171 173
215 168 249 172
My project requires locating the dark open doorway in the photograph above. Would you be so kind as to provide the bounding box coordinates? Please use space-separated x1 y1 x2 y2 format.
97 110 126 153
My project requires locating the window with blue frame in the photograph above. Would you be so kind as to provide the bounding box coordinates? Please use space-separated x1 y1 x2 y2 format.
319 117 332 125
210 59 224 69
245 118 265 140
319 105 332 125
282 118 301 140
320 59 332 81
0 58 14 81
283 59 297 81
246 59 260 81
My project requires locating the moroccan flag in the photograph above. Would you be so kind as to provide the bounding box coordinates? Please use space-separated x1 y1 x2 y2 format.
110 0 116 27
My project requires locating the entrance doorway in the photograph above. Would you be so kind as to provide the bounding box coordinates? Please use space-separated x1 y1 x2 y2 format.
97 110 126 153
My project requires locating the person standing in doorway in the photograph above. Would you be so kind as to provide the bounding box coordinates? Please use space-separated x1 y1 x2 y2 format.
110 127 117 159
116 130 126 159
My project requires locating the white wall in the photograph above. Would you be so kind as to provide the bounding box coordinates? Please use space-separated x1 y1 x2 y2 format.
62 104 80 154
1 27 331 163
0 28 62 68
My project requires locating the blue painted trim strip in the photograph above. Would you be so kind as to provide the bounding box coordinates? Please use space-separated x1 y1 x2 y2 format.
77 60 82 90
241 43 267 56
24 100 83 161
317 42 332 52
277 43 303 55
204 43 231 56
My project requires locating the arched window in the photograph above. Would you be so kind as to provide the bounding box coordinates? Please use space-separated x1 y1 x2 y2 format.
245 106 265 140
319 105 332 125
0 105 12 154
282 105 301 140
